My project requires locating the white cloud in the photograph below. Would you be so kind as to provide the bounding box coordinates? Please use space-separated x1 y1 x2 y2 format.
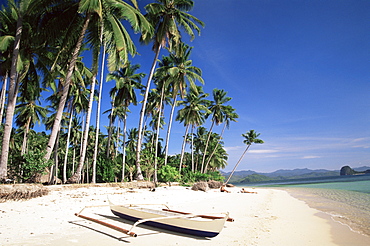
301 156 321 159
249 149 279 154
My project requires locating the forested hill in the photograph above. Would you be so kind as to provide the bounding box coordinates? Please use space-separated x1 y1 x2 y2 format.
222 166 370 184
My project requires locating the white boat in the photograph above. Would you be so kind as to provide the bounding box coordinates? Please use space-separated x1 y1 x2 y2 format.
109 202 230 238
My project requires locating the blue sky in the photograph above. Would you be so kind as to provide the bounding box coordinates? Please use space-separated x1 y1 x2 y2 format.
130 0 370 172
101 0 369 172
6 0 368 173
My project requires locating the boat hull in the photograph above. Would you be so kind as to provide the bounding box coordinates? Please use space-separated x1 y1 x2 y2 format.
110 204 228 238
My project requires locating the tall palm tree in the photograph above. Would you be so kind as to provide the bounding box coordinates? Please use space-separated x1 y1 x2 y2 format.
156 43 204 167
224 130 264 185
176 86 209 173
107 62 144 182
200 89 231 173
62 61 91 183
43 1 91 163
135 0 204 180
0 0 51 179
67 0 152 183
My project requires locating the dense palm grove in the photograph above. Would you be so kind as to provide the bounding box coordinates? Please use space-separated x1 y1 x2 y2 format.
0 0 242 185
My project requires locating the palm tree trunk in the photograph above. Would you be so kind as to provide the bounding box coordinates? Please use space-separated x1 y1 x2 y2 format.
69 74 96 183
51 131 60 185
92 45 106 184
63 107 74 183
0 74 8 124
164 96 177 166
154 86 165 183
191 125 195 172
136 44 162 180
224 145 251 185
44 16 91 162
179 124 190 173
201 120 215 173
21 117 31 155
0 16 23 179
121 113 127 182
106 104 114 157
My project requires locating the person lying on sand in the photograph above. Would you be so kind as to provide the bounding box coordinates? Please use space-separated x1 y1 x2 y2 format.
220 185 231 193
240 188 257 194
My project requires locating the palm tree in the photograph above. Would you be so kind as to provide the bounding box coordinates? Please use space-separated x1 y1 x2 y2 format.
204 105 238 171
176 86 209 173
192 126 207 172
224 130 264 185
203 133 228 172
201 89 231 173
107 63 144 181
0 0 51 179
67 0 152 183
135 0 204 180
156 43 204 167
15 99 48 155
62 62 91 183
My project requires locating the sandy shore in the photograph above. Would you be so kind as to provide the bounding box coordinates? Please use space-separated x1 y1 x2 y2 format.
1 185 370 246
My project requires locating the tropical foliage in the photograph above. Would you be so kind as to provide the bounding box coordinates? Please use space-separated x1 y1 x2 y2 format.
0 0 255 185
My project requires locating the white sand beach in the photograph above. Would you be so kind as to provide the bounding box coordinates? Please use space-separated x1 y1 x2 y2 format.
1 185 370 246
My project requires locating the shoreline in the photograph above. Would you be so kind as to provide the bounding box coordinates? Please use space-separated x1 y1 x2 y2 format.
279 187 370 240
1 185 369 245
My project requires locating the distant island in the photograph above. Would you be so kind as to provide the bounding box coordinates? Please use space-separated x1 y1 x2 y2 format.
340 165 370 176
222 166 370 184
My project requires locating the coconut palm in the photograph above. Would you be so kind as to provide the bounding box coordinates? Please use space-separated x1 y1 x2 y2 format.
224 130 264 185
201 89 231 173
176 86 209 173
0 0 56 179
203 133 228 172
192 126 207 172
62 61 91 183
135 0 204 180
66 0 152 184
156 43 204 168
106 62 144 181
204 105 238 171
15 99 48 155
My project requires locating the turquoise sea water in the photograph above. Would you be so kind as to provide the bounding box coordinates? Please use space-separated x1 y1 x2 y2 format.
258 175 370 237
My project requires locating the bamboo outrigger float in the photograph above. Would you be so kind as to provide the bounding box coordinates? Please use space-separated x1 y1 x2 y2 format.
75 201 233 238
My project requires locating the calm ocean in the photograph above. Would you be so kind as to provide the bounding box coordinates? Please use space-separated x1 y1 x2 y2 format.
242 175 370 237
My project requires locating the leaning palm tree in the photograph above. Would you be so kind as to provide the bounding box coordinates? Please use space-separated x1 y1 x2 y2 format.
224 130 264 185
135 0 204 180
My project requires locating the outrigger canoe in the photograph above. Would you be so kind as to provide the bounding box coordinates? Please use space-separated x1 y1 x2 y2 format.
75 201 232 238
109 202 230 238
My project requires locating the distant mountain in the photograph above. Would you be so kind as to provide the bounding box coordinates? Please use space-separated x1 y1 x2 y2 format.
354 166 370 172
260 168 336 178
220 170 257 183
222 166 370 184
